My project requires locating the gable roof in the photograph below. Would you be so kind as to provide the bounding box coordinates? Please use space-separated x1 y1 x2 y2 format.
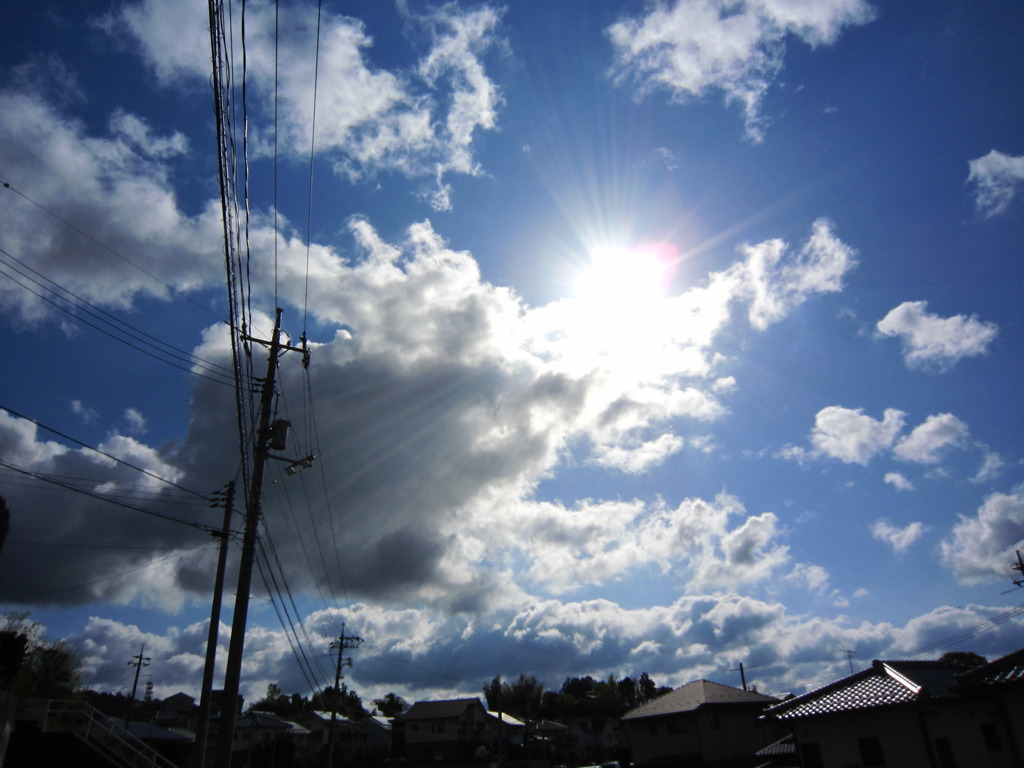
621 680 778 721
765 660 960 721
400 698 485 720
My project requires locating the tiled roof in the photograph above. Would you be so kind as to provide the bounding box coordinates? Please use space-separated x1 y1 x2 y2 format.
755 734 795 757
622 680 778 720
958 647 1024 686
765 660 960 721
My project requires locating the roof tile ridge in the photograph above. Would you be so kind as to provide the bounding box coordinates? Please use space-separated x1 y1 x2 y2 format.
880 662 923 695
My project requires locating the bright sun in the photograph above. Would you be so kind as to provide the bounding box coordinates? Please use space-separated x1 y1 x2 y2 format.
575 243 674 308
562 241 680 369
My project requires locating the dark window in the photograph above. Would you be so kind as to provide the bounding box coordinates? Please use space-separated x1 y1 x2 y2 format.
709 709 720 730
647 720 657 736
981 722 1003 751
667 716 684 734
858 736 885 766
411 724 419 732
800 742 824 768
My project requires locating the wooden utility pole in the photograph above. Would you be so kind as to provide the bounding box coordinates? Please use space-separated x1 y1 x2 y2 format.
327 625 363 768
214 309 310 768
125 644 151 730
193 481 235 768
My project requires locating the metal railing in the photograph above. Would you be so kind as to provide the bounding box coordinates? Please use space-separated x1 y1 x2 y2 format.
22 699 179 768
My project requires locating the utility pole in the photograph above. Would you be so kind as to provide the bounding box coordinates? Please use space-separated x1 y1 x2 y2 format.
842 649 856 675
214 309 311 768
722 661 754 691
327 625 363 768
125 644 151 730
193 481 235 768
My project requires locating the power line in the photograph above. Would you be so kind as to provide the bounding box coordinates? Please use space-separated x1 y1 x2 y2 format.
0 180 227 325
0 459 221 533
14 540 216 599
0 247 236 388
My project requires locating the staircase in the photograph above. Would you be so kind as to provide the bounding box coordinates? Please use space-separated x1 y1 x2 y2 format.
22 699 179 768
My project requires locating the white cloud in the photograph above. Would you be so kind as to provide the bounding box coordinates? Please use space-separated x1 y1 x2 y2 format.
726 219 857 330
71 400 99 425
884 472 914 491
58 593 1024 704
972 451 1005 484
810 406 906 465
871 520 928 553
967 149 1024 217
877 301 998 370
607 0 875 141
111 0 504 210
592 433 685 474
940 491 1024 583
122 408 147 435
893 413 969 464
0 88 223 319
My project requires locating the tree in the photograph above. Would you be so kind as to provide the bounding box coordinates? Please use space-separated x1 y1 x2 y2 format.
311 682 366 719
373 692 409 717
1 612 82 701
939 651 987 670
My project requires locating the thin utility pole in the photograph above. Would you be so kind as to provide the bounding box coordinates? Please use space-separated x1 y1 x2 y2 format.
125 644 151 730
214 309 310 768
842 649 856 675
327 625 363 768
193 481 235 768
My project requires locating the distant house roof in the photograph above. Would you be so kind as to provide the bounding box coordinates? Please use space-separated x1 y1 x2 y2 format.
400 698 485 720
236 711 310 735
765 660 961 721
622 680 778 721
487 711 526 728
957 647 1024 687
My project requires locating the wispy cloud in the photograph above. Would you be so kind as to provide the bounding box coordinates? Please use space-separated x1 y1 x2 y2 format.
607 0 875 141
108 0 504 210
967 149 1024 217
871 519 928 552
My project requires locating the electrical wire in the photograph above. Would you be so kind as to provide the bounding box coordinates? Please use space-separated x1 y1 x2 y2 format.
0 180 227 325
0 406 210 500
0 249 237 388
0 459 221 533
16 540 218 600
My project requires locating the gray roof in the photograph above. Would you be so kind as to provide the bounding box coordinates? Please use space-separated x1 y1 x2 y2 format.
621 680 778 720
765 660 960 721
401 698 485 720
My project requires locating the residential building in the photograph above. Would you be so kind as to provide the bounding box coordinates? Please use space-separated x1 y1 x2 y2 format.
620 680 782 767
762 648 1024 768
393 697 492 762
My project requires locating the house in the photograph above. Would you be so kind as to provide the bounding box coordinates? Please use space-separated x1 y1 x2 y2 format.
232 710 310 758
564 716 621 765
154 692 197 731
393 697 492 762
620 679 782 767
762 648 1024 768
488 709 527 756
293 711 394 763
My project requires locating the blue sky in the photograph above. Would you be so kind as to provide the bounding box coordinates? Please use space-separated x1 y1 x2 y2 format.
1 0 1023 706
